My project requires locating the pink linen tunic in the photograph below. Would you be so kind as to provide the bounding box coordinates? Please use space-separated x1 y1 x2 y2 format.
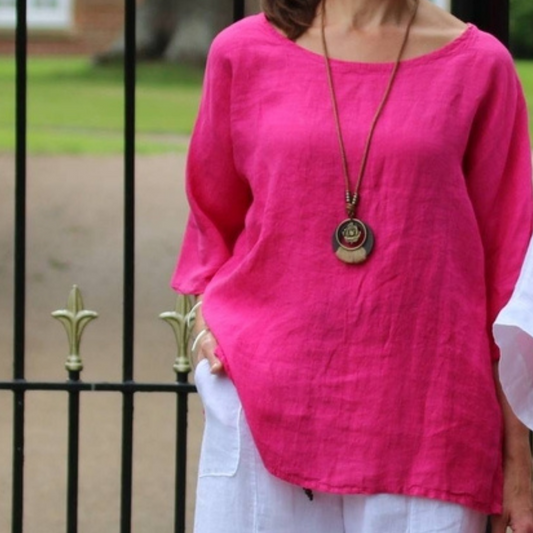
172 14 533 515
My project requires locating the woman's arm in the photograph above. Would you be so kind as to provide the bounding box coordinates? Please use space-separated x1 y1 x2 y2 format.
192 296 223 374
170 32 252 297
492 362 533 533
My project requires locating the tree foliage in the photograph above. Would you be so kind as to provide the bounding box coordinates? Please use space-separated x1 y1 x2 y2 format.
510 0 533 58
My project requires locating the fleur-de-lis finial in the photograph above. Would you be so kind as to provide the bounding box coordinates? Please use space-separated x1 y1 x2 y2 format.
52 285 98 372
159 294 195 375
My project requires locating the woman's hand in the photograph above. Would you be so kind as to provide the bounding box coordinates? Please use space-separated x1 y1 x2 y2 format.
194 328 224 374
492 362 533 533
191 296 224 374
491 458 533 533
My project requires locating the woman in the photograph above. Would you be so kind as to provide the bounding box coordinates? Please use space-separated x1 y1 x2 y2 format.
172 0 533 531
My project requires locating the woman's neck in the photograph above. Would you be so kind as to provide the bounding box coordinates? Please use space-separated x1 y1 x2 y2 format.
322 0 415 29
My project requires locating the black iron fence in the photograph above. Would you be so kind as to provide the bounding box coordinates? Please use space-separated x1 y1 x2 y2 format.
0 0 513 532
1 1 245 533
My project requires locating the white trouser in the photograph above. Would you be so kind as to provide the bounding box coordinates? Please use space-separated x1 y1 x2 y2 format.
193 358 488 533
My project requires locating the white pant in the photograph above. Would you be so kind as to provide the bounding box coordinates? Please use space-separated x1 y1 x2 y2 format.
193 359 488 533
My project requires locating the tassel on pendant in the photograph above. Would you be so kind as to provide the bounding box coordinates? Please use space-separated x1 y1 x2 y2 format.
335 246 368 264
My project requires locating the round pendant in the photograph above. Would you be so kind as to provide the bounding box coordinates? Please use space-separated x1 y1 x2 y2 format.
332 218 374 264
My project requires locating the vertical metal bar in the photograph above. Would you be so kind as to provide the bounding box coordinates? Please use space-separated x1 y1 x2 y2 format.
66 372 81 533
12 393 24 533
121 0 136 530
123 0 135 385
174 375 189 533
451 0 509 46
120 394 134 533
14 0 27 394
450 0 471 27
233 0 245 22
488 0 509 47
13 0 27 532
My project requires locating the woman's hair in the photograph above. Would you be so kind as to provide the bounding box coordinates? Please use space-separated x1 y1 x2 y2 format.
261 0 322 40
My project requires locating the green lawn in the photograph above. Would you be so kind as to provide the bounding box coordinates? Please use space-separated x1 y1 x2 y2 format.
0 57 204 154
516 60 533 132
0 57 533 155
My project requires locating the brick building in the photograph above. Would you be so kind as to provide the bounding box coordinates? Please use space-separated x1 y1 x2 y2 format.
0 0 126 55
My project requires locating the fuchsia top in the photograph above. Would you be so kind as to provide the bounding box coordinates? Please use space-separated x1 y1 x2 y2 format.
172 14 533 514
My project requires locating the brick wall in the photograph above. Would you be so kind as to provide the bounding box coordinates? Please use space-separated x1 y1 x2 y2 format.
0 0 133 56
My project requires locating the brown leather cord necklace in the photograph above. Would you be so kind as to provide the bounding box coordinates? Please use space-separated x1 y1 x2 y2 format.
322 0 419 263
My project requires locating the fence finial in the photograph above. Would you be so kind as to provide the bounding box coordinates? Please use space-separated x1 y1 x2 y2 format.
52 285 98 372
159 294 195 374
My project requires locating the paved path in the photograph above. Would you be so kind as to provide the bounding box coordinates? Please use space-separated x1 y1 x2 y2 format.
0 153 203 532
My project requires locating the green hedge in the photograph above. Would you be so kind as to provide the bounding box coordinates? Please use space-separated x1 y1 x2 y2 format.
511 0 533 58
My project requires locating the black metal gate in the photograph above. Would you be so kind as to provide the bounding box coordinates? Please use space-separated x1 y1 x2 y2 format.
1 1 246 533
0 0 510 532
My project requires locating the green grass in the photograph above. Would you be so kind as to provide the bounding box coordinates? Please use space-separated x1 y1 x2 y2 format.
516 60 533 136
0 57 533 155
0 57 204 154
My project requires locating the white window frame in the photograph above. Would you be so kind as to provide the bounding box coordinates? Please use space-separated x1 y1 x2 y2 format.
0 0 73 30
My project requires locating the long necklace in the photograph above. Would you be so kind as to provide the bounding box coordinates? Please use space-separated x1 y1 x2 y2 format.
322 0 419 264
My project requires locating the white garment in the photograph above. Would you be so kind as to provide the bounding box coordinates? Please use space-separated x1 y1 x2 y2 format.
494 236 533 430
193 359 488 533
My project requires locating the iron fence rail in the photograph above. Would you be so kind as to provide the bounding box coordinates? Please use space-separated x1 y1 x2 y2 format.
0 381 197 393
122 0 136 530
2 376 198 533
13 1 27 532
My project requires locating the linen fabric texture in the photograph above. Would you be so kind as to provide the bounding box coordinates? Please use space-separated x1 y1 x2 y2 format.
172 14 533 514
494 236 533 430
193 358 488 533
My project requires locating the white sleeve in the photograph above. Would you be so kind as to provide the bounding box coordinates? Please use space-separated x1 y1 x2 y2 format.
493 236 533 429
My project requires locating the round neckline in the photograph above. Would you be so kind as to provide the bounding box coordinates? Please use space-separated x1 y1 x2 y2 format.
259 12 475 71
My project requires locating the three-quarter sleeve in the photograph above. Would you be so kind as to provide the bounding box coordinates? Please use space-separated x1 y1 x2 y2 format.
171 37 252 295
464 59 533 360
